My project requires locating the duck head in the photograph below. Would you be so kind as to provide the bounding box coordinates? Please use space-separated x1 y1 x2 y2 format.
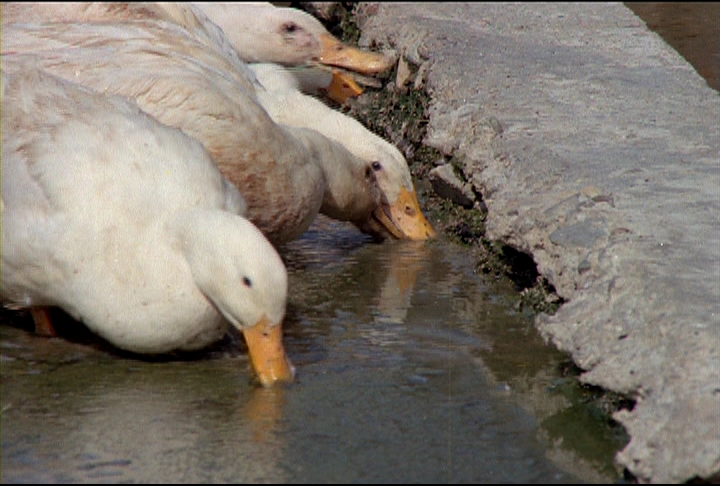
356 159 437 241
193 3 395 75
180 211 296 387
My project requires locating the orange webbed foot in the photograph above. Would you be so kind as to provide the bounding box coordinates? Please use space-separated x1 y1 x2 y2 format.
30 307 58 337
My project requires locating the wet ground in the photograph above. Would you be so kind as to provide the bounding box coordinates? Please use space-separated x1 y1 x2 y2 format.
0 216 627 483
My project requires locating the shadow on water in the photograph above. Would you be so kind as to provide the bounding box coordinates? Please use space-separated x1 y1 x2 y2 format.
1 215 627 483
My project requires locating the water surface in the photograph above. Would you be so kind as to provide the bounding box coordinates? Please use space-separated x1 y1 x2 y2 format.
3 4 716 482
1 216 625 482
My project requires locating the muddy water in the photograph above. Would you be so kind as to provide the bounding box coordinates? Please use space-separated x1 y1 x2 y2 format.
8 3 714 482
0 216 625 482
626 2 720 92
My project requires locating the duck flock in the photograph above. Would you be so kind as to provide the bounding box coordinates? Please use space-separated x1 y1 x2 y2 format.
1 2 436 386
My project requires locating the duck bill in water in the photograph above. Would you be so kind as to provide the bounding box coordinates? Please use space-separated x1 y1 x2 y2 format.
362 186 437 241
242 315 296 387
317 33 396 75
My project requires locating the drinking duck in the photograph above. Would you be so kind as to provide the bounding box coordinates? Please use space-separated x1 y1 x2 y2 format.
1 63 294 386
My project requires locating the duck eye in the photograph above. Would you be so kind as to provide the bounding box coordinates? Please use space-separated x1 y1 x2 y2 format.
282 22 297 33
242 276 253 288
371 161 383 172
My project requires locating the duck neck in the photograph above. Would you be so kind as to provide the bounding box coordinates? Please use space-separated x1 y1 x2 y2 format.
168 208 286 329
286 126 379 224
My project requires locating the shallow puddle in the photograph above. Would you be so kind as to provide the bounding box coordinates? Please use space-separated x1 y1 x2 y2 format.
1 215 626 482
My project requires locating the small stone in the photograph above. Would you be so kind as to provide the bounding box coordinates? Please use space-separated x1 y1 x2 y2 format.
396 56 412 90
428 164 476 208
414 60 432 90
549 218 608 249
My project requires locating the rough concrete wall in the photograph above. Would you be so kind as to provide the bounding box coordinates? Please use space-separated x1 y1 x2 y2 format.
355 3 720 483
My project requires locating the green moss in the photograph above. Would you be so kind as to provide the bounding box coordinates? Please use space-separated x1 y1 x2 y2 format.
344 68 429 148
309 4 565 316
290 2 362 45
556 360 636 424
336 4 363 45
518 278 565 315
344 72 566 309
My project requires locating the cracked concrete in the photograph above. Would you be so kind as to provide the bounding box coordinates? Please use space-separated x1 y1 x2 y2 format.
354 3 720 483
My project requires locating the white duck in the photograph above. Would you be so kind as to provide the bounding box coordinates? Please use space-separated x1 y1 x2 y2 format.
190 2 390 103
1 2 391 101
191 2 395 74
4 3 432 241
2 2 394 73
187 4 435 239
186 5 434 239
250 62 437 240
1 2 247 69
3 20 391 246
1 62 294 386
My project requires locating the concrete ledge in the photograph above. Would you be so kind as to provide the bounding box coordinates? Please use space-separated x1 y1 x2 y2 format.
356 3 720 483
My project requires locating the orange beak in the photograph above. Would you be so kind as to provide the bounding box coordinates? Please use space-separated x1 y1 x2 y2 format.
386 186 437 239
317 33 396 75
364 186 436 240
241 316 295 387
323 69 364 104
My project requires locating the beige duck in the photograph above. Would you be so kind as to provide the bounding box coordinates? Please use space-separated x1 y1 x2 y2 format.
1 62 294 386
250 62 437 240
1 2 391 101
4 2 434 241
192 2 396 73
3 19 389 245
187 4 434 238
